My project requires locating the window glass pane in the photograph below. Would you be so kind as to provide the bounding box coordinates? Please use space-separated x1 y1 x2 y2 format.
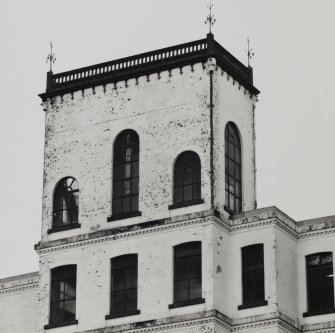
236 199 241 213
235 165 241 181
125 267 137 289
131 195 139 212
132 149 139 161
132 161 139 177
229 195 235 212
235 147 241 164
175 169 183 187
229 176 235 194
123 180 131 196
175 257 189 280
114 148 122 162
174 187 183 204
50 302 63 323
53 211 62 227
225 191 229 206
184 168 193 185
122 197 131 213
114 165 122 181
132 178 139 194
229 160 234 176
111 292 124 314
125 290 137 312
174 280 188 303
189 277 202 299
228 142 235 159
54 194 63 211
193 183 201 200
63 300 76 320
184 185 193 202
51 281 62 302
125 147 132 162
112 270 125 291
124 163 131 179
113 199 122 215
193 167 201 183
188 255 201 278
113 181 122 198
64 279 76 300
62 210 71 225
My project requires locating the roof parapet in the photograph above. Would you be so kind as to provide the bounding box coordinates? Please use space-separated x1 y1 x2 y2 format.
39 33 259 100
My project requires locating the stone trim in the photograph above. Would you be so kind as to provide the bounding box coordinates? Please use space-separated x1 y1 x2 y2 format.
35 208 335 255
79 310 312 333
0 282 39 295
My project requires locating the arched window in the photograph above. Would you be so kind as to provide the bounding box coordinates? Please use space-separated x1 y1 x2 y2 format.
112 130 139 219
107 254 139 318
45 265 77 329
225 122 242 214
170 241 203 307
304 252 334 316
52 177 79 229
170 151 202 209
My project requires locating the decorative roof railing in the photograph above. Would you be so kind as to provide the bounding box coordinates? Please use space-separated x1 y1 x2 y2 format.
40 34 259 99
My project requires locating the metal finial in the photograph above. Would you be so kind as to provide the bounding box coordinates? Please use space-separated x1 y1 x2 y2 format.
205 0 216 34
46 41 56 72
246 36 254 67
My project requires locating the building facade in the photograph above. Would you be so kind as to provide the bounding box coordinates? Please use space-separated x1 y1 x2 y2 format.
1 33 335 333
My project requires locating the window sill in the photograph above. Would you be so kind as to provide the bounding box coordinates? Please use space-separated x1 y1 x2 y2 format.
169 199 204 210
105 310 140 319
303 308 335 317
238 300 268 310
44 319 78 329
107 211 142 222
169 298 205 309
47 223 81 234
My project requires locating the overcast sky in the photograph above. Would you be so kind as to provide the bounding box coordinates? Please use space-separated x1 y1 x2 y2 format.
1 0 335 279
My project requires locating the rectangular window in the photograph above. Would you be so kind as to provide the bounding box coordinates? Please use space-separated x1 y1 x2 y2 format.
304 252 334 316
239 244 267 309
107 254 140 319
46 265 77 329
170 241 204 308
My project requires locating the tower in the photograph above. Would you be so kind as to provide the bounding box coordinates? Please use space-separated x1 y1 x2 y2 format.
35 33 259 332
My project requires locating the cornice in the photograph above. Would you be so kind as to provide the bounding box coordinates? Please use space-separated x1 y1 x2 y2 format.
36 215 214 255
80 310 311 333
35 208 335 255
0 282 39 296
39 34 259 101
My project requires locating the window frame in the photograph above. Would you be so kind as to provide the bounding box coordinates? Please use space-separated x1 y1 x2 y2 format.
49 177 80 234
109 130 141 221
238 243 267 310
169 151 204 210
44 265 78 330
224 122 242 214
303 252 335 317
106 254 140 319
169 241 205 309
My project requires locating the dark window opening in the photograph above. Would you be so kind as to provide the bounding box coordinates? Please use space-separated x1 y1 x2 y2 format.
225 122 242 214
49 265 77 326
53 177 79 228
241 244 266 307
109 254 139 317
173 151 201 206
112 130 139 217
305 252 334 315
173 241 202 304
